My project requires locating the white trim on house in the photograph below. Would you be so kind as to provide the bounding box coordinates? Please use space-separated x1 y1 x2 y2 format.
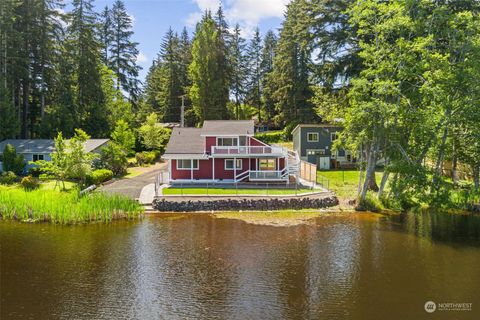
330 132 338 142
224 159 242 170
163 153 207 160
307 132 319 142
216 136 239 147
176 159 199 170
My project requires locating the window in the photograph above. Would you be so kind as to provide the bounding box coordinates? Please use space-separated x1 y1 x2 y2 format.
347 154 352 162
307 132 319 142
259 159 276 171
33 154 44 161
217 137 238 146
176 159 199 170
225 159 242 170
331 132 338 142
306 149 325 156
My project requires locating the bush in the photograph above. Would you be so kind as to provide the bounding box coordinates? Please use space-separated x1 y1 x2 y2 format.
135 151 157 166
0 171 17 185
356 191 384 212
100 143 128 176
87 169 113 185
2 144 25 174
28 166 43 177
21 175 39 191
255 131 286 144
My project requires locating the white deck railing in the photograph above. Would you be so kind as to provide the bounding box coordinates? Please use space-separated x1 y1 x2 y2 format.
211 145 286 156
249 170 286 180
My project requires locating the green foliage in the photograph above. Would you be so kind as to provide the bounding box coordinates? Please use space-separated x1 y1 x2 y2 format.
138 113 171 152
1 144 25 175
111 119 135 155
189 12 230 122
99 143 128 176
356 192 384 212
135 151 157 166
255 131 286 144
65 129 97 185
87 169 113 185
0 171 17 185
20 176 40 191
0 186 143 224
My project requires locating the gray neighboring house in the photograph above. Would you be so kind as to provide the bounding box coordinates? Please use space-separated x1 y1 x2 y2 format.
292 124 355 170
0 139 109 172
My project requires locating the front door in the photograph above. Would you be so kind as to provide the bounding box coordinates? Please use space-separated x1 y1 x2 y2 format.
318 156 330 170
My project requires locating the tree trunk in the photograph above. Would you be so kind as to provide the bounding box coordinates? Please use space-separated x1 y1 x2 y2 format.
360 143 377 202
473 166 479 190
451 146 458 185
378 161 389 198
21 79 29 138
433 123 448 188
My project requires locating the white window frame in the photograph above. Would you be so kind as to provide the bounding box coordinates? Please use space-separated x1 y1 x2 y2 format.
32 154 45 161
306 149 325 156
217 137 238 147
330 132 338 142
176 159 199 170
307 132 319 142
224 159 242 170
258 158 276 171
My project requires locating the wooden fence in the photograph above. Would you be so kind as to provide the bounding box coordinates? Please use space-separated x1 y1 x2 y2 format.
299 160 317 184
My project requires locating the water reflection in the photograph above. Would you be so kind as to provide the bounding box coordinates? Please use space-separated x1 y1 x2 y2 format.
1 211 479 320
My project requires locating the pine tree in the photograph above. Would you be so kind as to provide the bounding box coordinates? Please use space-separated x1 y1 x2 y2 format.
246 27 263 121
67 0 107 137
189 12 230 122
109 0 141 101
99 5 113 64
260 30 277 123
230 24 247 120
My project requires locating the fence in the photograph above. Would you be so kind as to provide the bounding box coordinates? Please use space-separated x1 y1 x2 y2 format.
299 160 317 183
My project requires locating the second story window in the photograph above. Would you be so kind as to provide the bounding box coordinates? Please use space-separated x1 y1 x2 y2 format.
217 137 238 146
331 132 338 142
307 132 319 142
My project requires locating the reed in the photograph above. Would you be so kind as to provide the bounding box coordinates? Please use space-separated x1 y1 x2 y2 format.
0 186 144 224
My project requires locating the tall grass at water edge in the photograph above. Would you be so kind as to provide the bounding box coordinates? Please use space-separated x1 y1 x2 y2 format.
0 187 144 224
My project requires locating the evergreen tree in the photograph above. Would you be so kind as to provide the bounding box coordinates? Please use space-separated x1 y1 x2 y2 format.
189 12 230 122
67 0 107 137
260 30 277 123
246 27 263 121
230 24 247 119
99 5 113 64
109 0 141 101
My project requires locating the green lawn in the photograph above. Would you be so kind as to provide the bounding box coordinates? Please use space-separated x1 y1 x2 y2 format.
317 170 384 200
162 187 314 196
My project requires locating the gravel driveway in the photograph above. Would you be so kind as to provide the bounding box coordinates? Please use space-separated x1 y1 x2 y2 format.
100 162 167 199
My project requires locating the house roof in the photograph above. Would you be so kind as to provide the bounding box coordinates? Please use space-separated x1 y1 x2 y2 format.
0 139 109 154
291 124 344 135
164 128 204 155
201 120 254 136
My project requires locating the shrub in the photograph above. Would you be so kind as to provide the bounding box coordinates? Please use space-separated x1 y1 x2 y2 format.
0 171 17 185
255 131 286 144
87 169 113 185
356 191 384 212
2 144 25 174
21 175 39 191
100 143 128 176
135 151 157 166
28 166 43 177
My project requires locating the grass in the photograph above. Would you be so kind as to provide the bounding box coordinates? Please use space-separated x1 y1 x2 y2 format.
317 170 384 200
0 186 144 224
162 187 314 196
275 141 293 150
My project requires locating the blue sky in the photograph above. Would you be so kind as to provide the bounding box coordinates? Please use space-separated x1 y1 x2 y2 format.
91 0 290 81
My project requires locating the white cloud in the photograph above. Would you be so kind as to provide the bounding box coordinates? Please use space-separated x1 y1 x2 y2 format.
187 0 290 37
136 52 148 64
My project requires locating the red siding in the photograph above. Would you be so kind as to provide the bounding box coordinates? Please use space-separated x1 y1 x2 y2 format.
171 160 194 179
205 137 216 154
249 137 267 146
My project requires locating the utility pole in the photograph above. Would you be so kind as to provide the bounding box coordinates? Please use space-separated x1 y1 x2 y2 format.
180 95 185 127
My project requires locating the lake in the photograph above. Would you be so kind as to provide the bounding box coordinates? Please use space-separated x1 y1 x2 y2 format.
1 211 479 319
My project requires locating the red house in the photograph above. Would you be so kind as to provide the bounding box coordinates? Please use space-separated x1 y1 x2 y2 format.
163 120 300 184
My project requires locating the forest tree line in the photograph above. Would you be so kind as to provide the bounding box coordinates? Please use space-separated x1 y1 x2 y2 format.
1 0 480 207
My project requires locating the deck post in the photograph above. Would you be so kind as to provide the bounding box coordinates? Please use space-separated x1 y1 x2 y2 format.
212 158 215 181
234 157 237 182
190 160 193 180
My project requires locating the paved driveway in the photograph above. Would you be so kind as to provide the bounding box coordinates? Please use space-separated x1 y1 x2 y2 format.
100 162 167 199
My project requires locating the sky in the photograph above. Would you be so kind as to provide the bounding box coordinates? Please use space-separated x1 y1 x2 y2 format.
91 0 290 81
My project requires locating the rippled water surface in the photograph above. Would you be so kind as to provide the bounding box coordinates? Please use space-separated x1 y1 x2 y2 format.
1 212 480 320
